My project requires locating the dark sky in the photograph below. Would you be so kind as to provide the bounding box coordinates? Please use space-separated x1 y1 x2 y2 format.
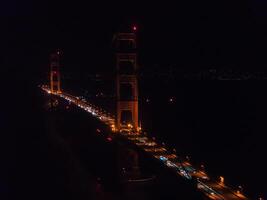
2 0 267 79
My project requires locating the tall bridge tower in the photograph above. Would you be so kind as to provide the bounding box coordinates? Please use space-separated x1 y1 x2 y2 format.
115 28 139 132
50 51 61 93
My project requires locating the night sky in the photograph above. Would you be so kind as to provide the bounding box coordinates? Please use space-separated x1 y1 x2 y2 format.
2 0 267 199
2 0 267 78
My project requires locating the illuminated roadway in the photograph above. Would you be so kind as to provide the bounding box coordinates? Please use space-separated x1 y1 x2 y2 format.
41 85 249 200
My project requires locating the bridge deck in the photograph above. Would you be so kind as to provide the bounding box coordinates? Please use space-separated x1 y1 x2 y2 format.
41 85 249 200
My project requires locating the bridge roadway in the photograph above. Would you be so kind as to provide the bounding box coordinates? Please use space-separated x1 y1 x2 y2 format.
41 85 249 200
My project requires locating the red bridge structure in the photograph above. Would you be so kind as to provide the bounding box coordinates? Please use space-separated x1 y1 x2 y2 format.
40 26 255 200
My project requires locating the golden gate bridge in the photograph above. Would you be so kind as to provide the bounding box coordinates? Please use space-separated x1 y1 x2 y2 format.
40 26 254 200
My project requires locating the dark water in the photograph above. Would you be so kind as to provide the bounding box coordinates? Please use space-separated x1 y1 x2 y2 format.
140 80 267 198
65 78 267 198
39 95 205 200
7 85 205 200
5 79 266 200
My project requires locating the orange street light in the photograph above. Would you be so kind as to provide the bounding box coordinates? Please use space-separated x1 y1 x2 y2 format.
236 185 243 195
219 176 224 184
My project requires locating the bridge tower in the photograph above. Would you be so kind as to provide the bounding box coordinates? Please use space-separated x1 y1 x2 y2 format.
115 28 139 133
50 51 61 94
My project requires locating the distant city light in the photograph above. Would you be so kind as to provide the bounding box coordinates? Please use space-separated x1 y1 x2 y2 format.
132 25 137 31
